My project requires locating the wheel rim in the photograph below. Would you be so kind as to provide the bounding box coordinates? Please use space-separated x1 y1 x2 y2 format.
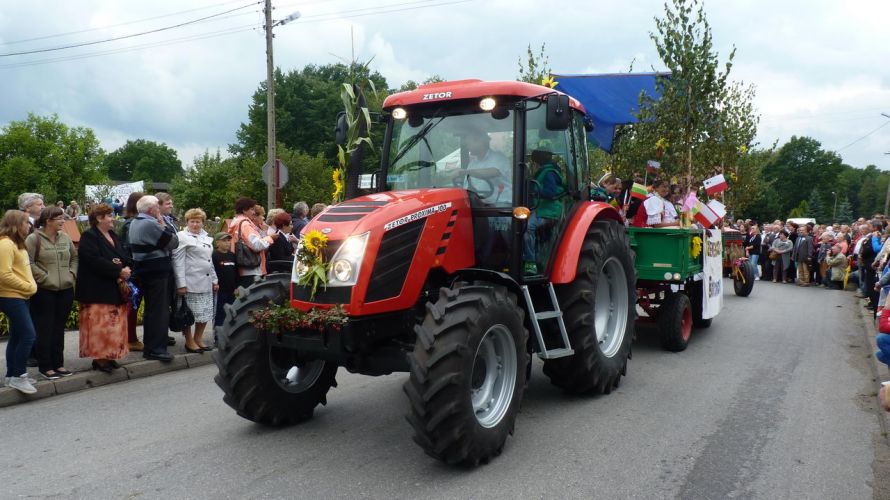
593 256 629 358
269 346 324 394
681 302 692 341
470 324 517 429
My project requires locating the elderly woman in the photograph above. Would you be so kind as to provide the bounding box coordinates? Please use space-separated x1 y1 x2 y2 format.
0 210 38 393
76 204 131 373
770 230 793 283
25 206 77 379
173 208 218 352
825 244 847 290
228 197 280 289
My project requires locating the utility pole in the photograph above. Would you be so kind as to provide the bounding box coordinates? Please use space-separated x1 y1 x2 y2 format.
883 113 890 215
264 0 276 210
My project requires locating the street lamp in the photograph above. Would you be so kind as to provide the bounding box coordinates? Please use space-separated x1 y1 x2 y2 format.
264 2 301 209
831 191 838 223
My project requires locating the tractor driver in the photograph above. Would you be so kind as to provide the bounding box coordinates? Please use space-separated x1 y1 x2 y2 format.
458 126 512 205
523 149 566 275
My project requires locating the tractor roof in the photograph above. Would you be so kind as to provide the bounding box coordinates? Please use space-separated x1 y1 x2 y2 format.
383 79 585 113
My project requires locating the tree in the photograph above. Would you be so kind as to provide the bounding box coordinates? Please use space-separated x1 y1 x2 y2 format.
836 197 853 223
104 139 183 183
612 0 757 182
806 188 825 221
397 75 446 92
232 62 389 164
761 136 844 217
517 43 551 84
0 114 106 208
171 146 333 219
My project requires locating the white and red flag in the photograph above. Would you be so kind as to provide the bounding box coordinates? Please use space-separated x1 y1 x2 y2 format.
692 201 719 227
703 174 728 195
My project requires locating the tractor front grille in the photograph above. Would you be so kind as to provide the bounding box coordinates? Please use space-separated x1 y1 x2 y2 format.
364 219 425 303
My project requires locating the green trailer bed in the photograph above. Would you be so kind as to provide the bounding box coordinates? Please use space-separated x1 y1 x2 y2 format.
627 227 704 282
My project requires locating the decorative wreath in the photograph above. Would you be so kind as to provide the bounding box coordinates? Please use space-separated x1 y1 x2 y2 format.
690 235 703 259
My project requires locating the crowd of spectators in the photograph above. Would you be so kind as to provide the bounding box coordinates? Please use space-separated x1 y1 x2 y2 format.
2 191 321 394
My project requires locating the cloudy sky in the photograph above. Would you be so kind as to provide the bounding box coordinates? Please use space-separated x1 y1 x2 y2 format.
2 0 889 171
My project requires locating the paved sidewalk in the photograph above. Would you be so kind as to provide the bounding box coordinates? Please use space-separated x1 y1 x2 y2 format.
0 326 218 408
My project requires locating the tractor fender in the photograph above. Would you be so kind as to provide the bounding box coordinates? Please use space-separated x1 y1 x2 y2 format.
550 202 623 284
450 268 521 295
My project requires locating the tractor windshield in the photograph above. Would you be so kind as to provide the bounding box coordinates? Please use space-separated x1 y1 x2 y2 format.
387 109 514 207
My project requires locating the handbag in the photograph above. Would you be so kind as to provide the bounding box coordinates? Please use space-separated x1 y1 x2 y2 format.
768 250 779 261
234 220 261 268
169 295 196 332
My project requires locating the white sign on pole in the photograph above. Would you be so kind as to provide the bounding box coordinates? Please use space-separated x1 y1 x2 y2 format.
262 159 289 187
85 181 145 203
700 229 724 319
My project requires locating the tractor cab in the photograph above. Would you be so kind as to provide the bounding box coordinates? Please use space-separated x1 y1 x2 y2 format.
378 80 592 281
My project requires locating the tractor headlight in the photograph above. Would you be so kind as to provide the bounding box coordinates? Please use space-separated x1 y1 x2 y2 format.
328 232 370 286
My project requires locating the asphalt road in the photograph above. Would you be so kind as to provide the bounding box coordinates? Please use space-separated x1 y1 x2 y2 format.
0 279 881 499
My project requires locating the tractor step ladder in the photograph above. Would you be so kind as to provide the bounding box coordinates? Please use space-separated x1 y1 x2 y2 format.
521 284 574 360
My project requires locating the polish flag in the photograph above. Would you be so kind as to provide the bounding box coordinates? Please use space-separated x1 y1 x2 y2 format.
707 199 727 221
646 160 661 173
630 182 649 200
692 201 719 227
703 174 728 195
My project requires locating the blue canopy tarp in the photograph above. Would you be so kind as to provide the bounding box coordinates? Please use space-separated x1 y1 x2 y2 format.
553 72 668 152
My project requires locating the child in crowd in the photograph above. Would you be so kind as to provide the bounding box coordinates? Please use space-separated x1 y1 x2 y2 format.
211 232 237 346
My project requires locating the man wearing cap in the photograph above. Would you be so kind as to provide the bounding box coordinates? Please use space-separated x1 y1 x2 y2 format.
523 149 567 275
211 232 237 344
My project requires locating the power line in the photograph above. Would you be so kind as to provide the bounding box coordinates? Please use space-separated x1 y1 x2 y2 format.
0 0 475 69
0 0 251 46
0 24 261 69
0 1 261 57
835 120 890 152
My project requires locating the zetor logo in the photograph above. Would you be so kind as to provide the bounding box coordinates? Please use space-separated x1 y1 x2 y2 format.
422 91 452 101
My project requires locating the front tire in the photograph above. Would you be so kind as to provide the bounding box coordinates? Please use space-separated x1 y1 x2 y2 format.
659 292 692 352
404 283 529 466
542 220 636 394
213 274 337 425
733 260 755 297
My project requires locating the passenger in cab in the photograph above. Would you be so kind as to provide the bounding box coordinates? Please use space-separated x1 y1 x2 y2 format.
523 149 566 275
591 173 622 206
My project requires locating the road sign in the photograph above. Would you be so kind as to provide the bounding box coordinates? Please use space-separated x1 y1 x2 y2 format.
262 159 289 187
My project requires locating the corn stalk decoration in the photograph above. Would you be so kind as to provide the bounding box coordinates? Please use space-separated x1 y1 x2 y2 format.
333 80 375 203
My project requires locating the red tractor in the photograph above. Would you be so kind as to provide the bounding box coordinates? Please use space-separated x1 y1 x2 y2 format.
214 79 637 465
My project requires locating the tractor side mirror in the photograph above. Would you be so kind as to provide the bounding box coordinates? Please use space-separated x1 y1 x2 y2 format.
334 112 347 146
545 94 571 131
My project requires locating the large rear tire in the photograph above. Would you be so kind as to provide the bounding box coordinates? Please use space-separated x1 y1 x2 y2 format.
404 283 529 466
659 292 692 352
213 274 337 426
542 220 636 394
733 260 755 297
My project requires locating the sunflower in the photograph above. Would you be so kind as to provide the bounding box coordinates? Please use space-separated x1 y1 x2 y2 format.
540 75 558 89
332 168 345 202
690 236 703 259
303 229 328 256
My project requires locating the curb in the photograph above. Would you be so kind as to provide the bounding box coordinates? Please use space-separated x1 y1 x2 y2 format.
857 294 890 441
0 352 214 408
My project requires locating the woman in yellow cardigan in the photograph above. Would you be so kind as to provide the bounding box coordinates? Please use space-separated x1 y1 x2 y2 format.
0 210 38 394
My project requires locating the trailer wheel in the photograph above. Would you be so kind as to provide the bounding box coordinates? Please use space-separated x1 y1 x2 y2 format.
542 220 636 394
213 274 337 425
405 283 528 466
659 292 692 352
733 260 755 297
689 281 712 329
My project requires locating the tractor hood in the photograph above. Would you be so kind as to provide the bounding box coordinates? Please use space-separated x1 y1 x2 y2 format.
294 187 475 315
303 188 470 241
